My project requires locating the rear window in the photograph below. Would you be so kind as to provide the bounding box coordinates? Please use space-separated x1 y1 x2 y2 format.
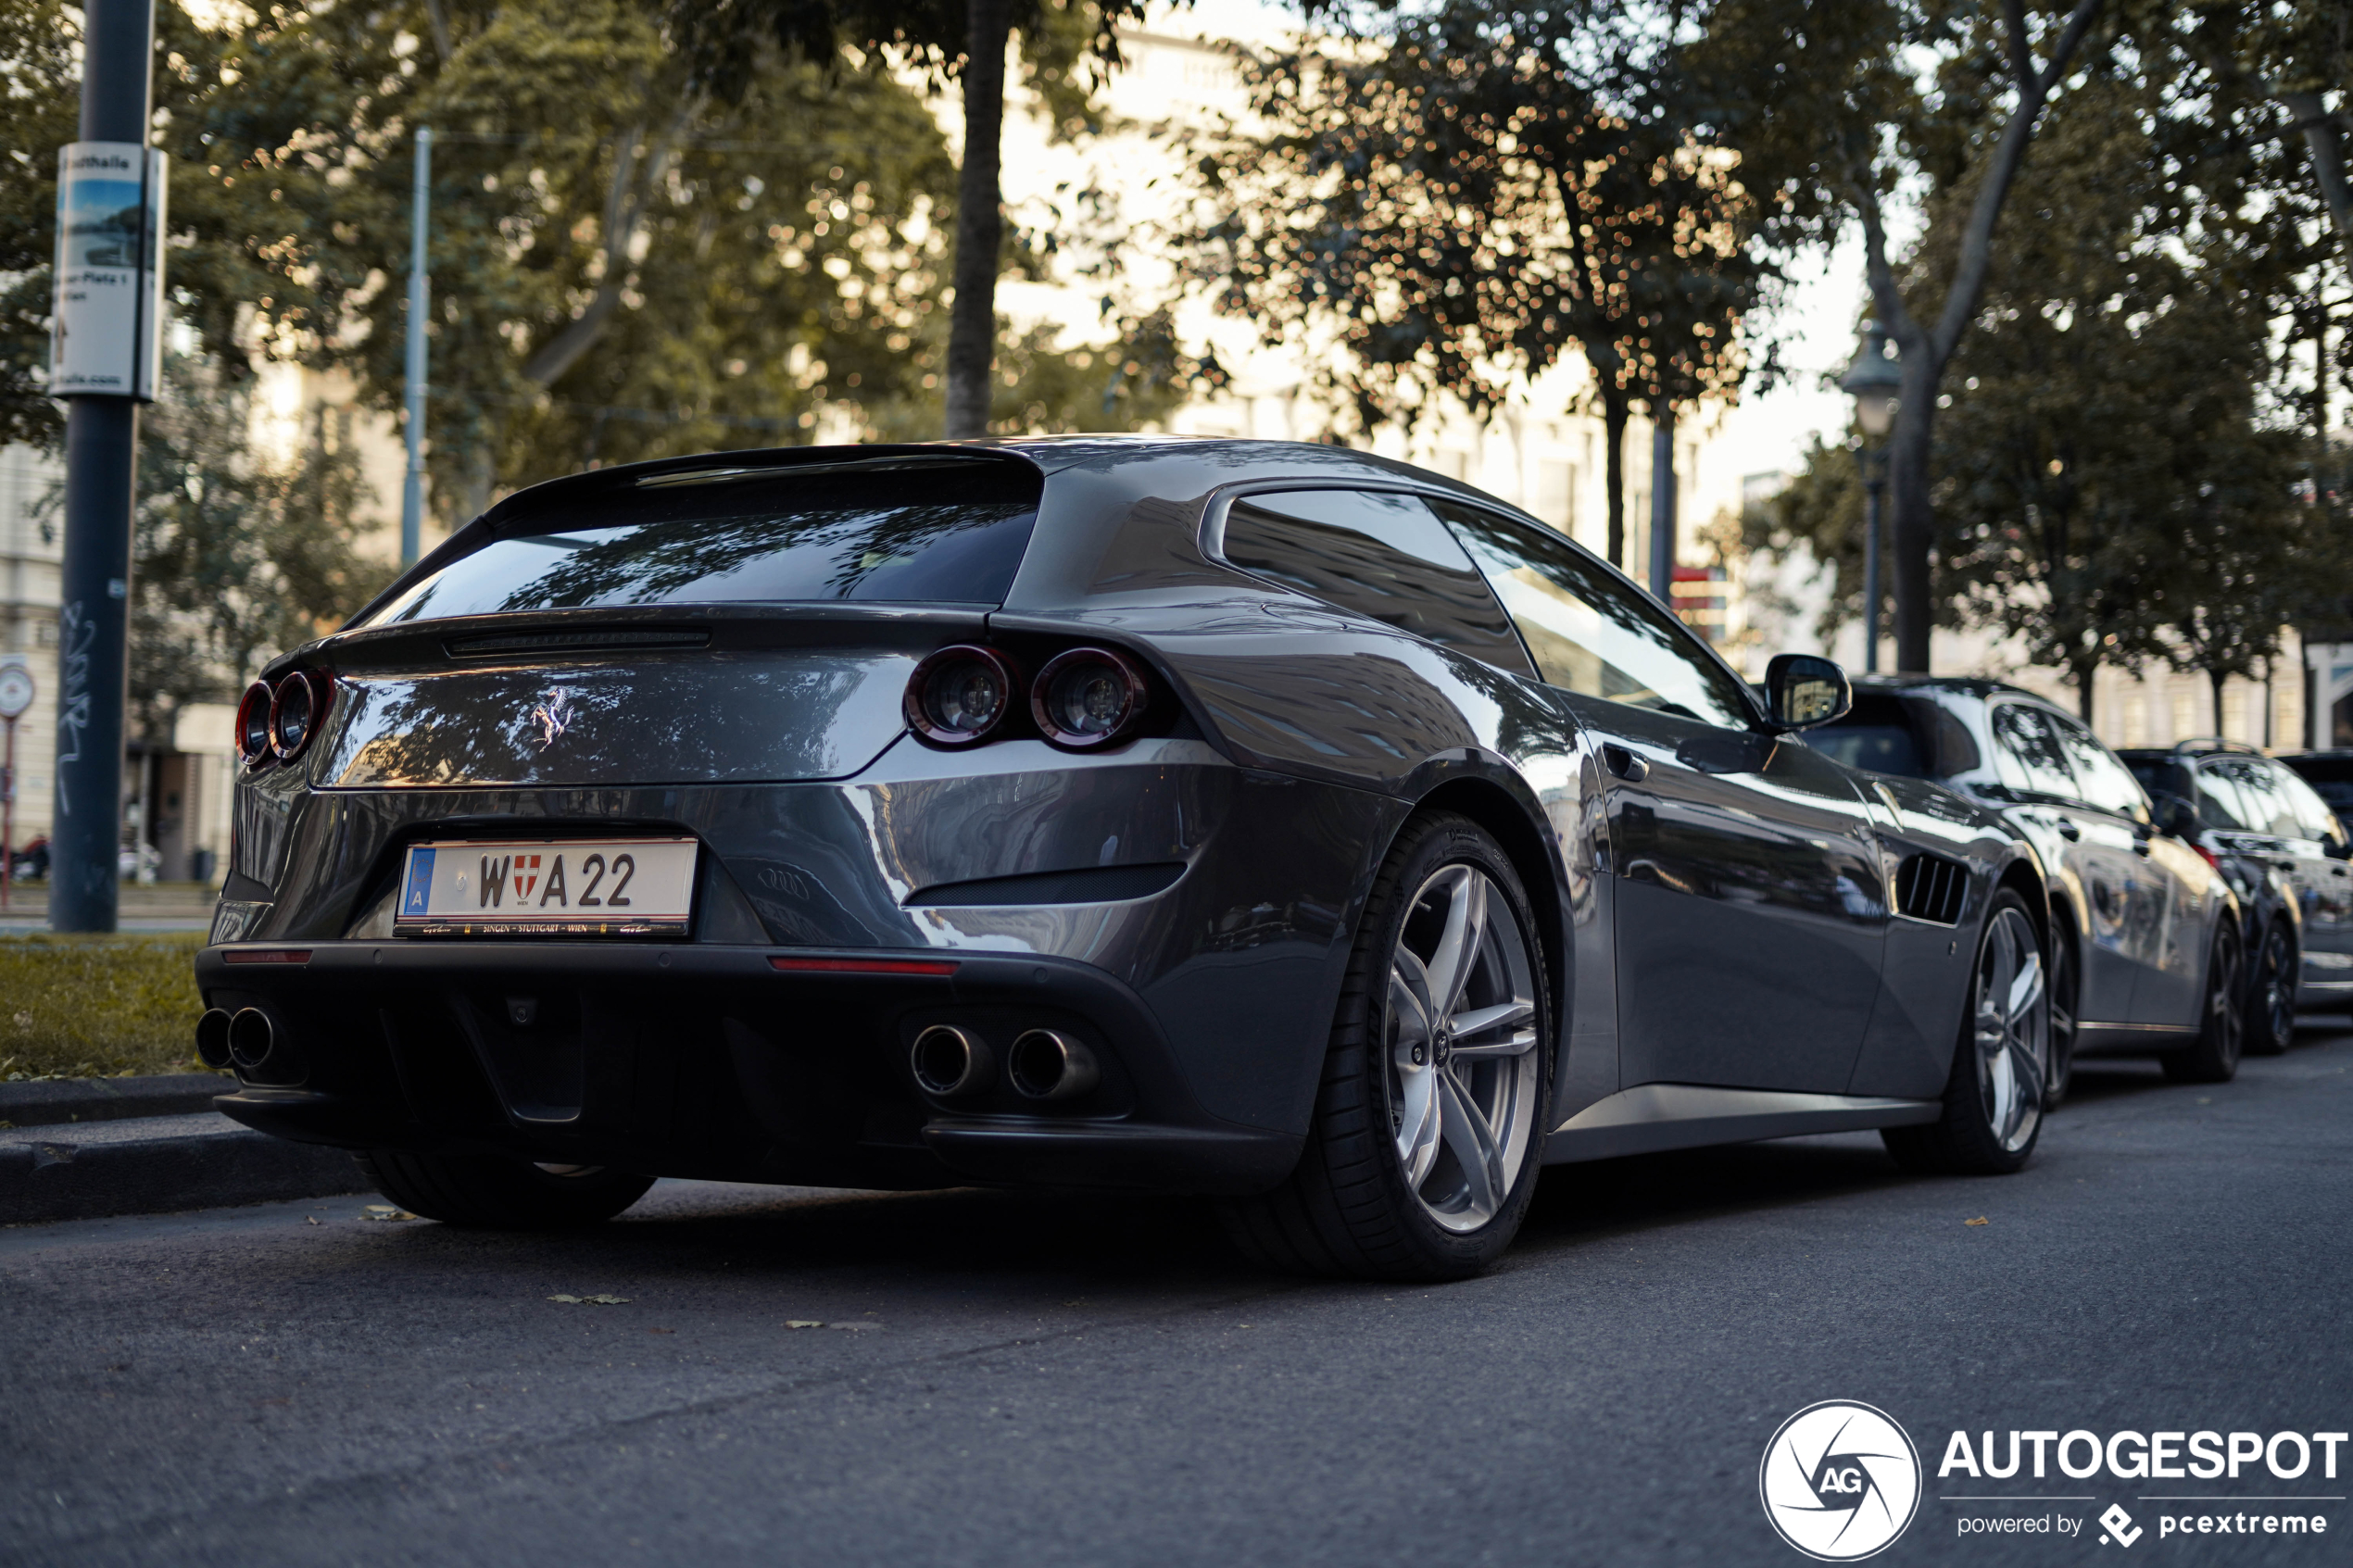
362 463 1039 626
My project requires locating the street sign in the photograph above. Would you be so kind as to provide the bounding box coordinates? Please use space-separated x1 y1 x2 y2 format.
49 141 167 400
0 661 32 720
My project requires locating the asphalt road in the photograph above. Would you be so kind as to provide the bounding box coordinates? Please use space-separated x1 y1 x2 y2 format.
6 1029 2351 1568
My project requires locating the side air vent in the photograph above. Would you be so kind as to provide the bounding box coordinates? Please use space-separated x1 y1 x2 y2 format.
444 628 712 659
1894 853 1969 925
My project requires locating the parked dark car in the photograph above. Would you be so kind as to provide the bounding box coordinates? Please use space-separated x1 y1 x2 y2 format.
2280 751 2353 839
2122 741 2353 1049
1802 679 2242 1097
200 439 2057 1281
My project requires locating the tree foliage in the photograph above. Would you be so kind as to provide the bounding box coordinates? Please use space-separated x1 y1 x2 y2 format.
1176 3 1768 568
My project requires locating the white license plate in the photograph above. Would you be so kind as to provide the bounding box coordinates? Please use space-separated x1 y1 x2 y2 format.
396 837 698 936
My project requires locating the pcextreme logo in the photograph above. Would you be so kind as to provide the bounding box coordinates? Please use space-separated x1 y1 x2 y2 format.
1760 1401 1925 1562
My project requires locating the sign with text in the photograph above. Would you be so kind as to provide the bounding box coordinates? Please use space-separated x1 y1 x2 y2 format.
49 142 166 400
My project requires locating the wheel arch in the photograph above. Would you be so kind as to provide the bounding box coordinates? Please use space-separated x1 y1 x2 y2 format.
1404 774 1569 1043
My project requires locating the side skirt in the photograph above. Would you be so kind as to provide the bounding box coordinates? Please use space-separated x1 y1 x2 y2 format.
1541 1083 1942 1165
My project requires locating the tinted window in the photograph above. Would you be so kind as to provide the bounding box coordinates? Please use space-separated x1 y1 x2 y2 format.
1799 693 1928 777
1990 705 2079 798
364 468 1040 625
2052 717 2148 820
2263 761 2343 841
2221 759 2298 836
1218 490 1532 673
1437 504 1754 730
2194 763 2255 830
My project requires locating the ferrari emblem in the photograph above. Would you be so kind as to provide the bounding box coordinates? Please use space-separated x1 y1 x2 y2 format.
529 686 574 750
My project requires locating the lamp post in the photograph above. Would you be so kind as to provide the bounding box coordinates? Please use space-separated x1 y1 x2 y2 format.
1838 321 1902 674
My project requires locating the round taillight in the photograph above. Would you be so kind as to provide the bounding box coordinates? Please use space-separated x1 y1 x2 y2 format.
234 681 275 766
271 671 325 762
906 646 1018 746
1031 647 1148 748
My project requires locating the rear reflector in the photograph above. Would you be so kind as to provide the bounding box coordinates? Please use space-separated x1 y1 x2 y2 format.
769 955 958 976
223 949 313 966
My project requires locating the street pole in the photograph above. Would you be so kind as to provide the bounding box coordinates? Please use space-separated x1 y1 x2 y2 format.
400 126 431 568
1863 453 1884 674
50 0 157 934
2 716 16 912
1649 404 1677 606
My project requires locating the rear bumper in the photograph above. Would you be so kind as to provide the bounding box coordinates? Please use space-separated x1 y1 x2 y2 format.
196 941 1300 1196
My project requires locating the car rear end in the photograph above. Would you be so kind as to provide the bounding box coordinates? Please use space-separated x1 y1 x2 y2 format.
195 447 1363 1198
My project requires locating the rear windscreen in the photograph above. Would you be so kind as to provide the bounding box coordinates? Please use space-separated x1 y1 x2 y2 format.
362 463 1039 625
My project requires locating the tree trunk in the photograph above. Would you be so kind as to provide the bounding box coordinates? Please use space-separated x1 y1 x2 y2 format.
1884 357 1941 671
1602 391 1628 569
2281 90 2353 252
2073 659 2096 724
1851 0 2108 672
944 0 1012 439
2210 666 2229 738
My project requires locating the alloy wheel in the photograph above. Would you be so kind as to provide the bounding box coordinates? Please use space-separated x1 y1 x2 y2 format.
2257 925 2295 1049
2207 930 2245 1069
1970 907 2048 1155
1383 863 1541 1233
2046 933 2079 1105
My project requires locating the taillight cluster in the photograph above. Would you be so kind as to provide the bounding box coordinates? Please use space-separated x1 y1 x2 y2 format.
234 671 334 769
904 644 1155 750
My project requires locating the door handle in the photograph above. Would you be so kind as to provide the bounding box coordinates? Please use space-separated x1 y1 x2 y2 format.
2053 817 2082 842
1602 744 1648 783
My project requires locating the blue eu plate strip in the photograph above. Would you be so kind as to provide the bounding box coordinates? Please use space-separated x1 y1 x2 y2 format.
402 847 435 917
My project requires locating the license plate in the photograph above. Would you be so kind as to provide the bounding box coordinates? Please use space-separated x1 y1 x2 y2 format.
396 837 698 936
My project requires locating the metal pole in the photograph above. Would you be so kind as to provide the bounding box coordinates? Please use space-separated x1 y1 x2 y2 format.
1649 405 1677 605
400 126 432 568
50 0 155 934
1863 457 1884 674
3 716 15 913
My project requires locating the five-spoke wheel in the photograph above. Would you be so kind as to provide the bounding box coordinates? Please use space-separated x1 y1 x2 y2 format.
1884 888 2050 1174
1384 863 1541 1233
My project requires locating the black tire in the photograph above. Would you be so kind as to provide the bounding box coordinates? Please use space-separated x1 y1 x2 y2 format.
2243 922 2296 1058
1217 812 1553 1281
2160 922 2245 1084
356 1148 654 1228
2045 918 2081 1107
1883 888 2048 1176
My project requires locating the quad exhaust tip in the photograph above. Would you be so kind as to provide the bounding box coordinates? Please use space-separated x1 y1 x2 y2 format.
911 1024 993 1098
195 1008 233 1070
1008 1029 1098 1102
226 1008 276 1072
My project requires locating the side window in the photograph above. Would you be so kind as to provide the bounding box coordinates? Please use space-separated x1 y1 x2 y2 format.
1435 502 1755 731
1989 705 2079 799
2226 760 2298 837
2266 761 2345 843
2194 763 2253 831
2052 717 2150 821
1218 490 1534 675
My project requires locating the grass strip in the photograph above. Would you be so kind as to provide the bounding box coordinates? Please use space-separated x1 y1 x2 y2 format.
0 932 212 1079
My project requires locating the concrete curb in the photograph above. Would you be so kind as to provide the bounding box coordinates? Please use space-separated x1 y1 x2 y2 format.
0 1073 230 1128
0 1111 371 1225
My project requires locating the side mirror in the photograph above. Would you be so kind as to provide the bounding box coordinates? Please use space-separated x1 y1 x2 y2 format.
2155 793 2201 840
1764 653 1852 731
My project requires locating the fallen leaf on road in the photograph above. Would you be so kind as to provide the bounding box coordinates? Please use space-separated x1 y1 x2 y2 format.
547 1294 631 1306
361 1205 417 1222
786 1320 824 1329
305 1216 320 1226
1964 1216 1990 1226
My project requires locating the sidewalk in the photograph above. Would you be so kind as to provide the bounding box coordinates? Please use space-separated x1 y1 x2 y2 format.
0 1109 370 1224
0 880 218 934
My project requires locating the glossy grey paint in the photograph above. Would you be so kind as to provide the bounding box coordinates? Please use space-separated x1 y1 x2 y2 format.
213 438 2041 1195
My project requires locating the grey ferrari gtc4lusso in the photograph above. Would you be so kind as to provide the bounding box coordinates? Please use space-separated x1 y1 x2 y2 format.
200 438 2054 1279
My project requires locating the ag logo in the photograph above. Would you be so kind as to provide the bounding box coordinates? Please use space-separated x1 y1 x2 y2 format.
1759 1400 1922 1561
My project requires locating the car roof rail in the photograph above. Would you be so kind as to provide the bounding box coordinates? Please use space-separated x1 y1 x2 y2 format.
2171 736 2263 757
